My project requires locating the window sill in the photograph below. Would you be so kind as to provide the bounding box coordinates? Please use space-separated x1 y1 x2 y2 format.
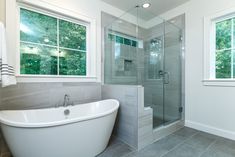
203 79 235 86
16 75 99 83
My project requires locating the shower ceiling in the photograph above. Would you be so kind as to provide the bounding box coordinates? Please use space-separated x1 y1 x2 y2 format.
101 0 189 21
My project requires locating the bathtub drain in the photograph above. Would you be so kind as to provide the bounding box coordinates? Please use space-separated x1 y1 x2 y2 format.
64 109 70 116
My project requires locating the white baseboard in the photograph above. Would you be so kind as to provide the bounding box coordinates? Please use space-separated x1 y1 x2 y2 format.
185 120 235 140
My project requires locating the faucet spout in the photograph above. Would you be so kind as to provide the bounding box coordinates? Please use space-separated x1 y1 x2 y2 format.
63 94 70 107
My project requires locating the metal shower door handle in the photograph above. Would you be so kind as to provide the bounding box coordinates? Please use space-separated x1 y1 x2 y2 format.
158 70 164 77
158 70 170 84
163 72 170 84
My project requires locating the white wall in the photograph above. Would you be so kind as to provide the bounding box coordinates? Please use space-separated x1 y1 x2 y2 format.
159 0 235 139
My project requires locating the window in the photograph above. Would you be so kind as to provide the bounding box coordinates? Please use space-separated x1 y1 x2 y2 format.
20 8 87 76
6 0 97 82
204 8 235 85
215 18 235 79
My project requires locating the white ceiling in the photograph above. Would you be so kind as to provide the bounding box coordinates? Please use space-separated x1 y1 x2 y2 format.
101 0 189 21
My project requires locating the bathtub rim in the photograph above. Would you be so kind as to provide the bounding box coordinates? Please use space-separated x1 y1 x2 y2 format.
0 99 119 128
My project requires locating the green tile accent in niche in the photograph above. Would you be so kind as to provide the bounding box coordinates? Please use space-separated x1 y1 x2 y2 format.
124 38 131 46
116 36 124 44
108 34 115 41
108 33 138 47
131 40 138 47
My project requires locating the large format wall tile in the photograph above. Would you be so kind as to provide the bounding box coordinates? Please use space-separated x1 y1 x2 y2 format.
0 83 101 110
102 85 153 150
102 85 139 148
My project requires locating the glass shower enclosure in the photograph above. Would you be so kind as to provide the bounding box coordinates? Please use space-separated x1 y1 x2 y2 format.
104 6 183 129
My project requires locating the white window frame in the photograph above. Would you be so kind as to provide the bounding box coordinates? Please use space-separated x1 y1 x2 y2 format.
204 7 235 86
6 0 98 82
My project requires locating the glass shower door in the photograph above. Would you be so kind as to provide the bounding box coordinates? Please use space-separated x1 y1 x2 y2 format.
144 23 182 128
163 23 182 124
103 6 183 129
144 36 165 128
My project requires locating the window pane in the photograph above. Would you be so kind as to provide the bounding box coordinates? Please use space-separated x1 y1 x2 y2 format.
216 50 231 78
59 49 86 75
59 20 86 51
216 19 232 50
20 8 57 45
20 43 58 75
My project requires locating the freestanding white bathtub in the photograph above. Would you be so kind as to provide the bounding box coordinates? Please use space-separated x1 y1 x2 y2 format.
0 99 119 157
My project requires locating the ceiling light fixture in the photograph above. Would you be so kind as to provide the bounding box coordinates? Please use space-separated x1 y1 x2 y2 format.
142 3 151 8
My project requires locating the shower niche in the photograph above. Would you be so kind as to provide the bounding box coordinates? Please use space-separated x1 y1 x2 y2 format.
105 31 141 84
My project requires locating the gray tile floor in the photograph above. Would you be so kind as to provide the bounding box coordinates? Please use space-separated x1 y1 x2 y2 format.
98 127 235 157
1 127 235 157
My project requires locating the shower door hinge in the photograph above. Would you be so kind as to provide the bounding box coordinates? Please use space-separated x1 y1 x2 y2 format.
179 107 183 113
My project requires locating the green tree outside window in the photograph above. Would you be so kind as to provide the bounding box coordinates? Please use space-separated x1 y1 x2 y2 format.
215 18 235 78
20 8 87 76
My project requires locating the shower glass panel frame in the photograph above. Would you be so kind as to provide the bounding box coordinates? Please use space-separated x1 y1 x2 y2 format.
104 6 183 129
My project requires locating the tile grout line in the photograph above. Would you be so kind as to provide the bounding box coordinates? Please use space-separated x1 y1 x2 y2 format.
159 131 199 157
119 142 136 157
198 139 217 157
121 130 200 157
122 150 135 157
98 136 136 157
